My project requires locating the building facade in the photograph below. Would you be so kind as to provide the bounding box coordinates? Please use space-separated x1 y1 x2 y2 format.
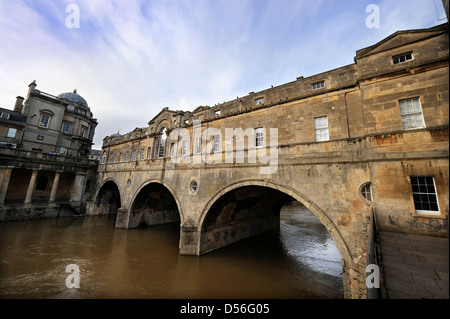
0 82 99 219
92 23 449 298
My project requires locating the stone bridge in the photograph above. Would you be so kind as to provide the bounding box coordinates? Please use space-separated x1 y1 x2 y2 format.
88 24 449 299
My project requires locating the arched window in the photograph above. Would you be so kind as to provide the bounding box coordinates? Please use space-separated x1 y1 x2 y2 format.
157 127 167 158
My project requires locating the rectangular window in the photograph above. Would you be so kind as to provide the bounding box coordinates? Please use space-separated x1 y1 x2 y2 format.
132 150 136 161
212 135 220 153
125 151 129 162
140 148 145 160
80 125 88 138
195 138 202 154
60 147 67 155
113 154 117 163
312 81 325 90
147 147 152 160
170 142 175 157
254 97 264 105
314 116 329 142
1 112 10 119
214 110 221 117
182 141 187 156
39 114 50 128
399 97 425 130
158 139 165 158
255 127 264 148
410 176 440 215
61 122 71 134
7 128 17 138
393 52 413 64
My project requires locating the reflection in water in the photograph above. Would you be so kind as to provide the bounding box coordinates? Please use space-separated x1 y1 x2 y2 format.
0 202 343 299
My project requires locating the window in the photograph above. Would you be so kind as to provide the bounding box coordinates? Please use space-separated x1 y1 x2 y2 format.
147 147 151 160
101 153 106 164
212 135 220 153
157 128 167 158
125 151 129 162
60 147 67 155
182 141 187 156
214 110 221 117
7 128 17 138
132 150 136 161
399 97 425 130
393 52 413 65
37 135 44 141
314 116 329 141
190 181 198 193
312 81 325 90
61 122 71 134
1 112 10 119
140 148 145 160
80 125 88 138
360 183 373 202
39 114 51 128
119 153 122 162
113 153 117 163
195 138 202 155
170 142 175 157
255 128 264 148
254 97 264 105
410 176 439 215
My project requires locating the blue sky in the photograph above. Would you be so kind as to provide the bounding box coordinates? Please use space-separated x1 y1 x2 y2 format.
0 0 447 148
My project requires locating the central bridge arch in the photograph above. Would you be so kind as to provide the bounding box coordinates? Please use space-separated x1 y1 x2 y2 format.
127 180 183 229
197 179 351 264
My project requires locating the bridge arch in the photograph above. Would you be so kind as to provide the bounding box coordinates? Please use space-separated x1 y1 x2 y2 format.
198 179 351 263
129 179 183 227
94 179 122 215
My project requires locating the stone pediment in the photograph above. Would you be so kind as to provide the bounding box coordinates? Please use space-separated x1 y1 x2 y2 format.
147 107 176 125
355 23 448 59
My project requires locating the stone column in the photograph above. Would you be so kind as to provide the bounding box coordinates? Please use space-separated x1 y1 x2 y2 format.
24 169 39 204
49 171 62 204
0 166 14 205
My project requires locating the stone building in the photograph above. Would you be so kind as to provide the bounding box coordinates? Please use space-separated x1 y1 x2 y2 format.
0 81 99 219
93 23 449 298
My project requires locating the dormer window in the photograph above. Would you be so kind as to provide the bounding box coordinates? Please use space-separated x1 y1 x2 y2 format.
393 52 413 64
254 97 264 105
312 81 325 90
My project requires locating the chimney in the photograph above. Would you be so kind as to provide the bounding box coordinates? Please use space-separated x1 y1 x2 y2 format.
26 80 37 100
14 96 24 113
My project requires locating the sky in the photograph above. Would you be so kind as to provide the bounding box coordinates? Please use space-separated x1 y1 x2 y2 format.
0 0 447 149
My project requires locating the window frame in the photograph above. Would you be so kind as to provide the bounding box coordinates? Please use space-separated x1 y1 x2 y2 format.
314 116 329 142
254 127 264 148
39 114 51 128
392 52 413 65
61 122 71 134
254 97 265 105
7 127 17 138
410 176 440 216
312 81 325 90
398 97 425 130
212 135 220 153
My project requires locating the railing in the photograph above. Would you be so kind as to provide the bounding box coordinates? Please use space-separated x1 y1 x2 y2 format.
366 206 380 299
0 148 99 166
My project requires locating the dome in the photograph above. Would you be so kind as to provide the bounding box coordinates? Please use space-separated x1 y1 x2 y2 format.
57 89 88 108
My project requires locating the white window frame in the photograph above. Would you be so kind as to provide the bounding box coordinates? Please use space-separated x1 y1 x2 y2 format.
255 127 264 148
7 128 17 138
393 52 413 65
61 122 71 134
140 148 145 160
195 138 202 155
410 176 440 215
312 81 325 90
398 97 425 130
314 116 329 142
182 141 187 156
254 97 264 105
170 142 175 158
39 114 51 128
1 112 10 120
212 135 220 153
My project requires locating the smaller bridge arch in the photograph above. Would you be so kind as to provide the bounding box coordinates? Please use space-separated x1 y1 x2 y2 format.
93 179 122 215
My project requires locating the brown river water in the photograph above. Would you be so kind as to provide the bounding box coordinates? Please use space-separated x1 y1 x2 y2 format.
0 203 343 299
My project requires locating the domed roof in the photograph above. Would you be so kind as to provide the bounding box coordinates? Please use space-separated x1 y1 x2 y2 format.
57 89 88 108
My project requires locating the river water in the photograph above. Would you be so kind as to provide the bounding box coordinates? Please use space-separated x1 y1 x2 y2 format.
0 202 343 299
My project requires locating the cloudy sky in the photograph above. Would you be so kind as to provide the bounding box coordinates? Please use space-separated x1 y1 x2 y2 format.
0 0 447 149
